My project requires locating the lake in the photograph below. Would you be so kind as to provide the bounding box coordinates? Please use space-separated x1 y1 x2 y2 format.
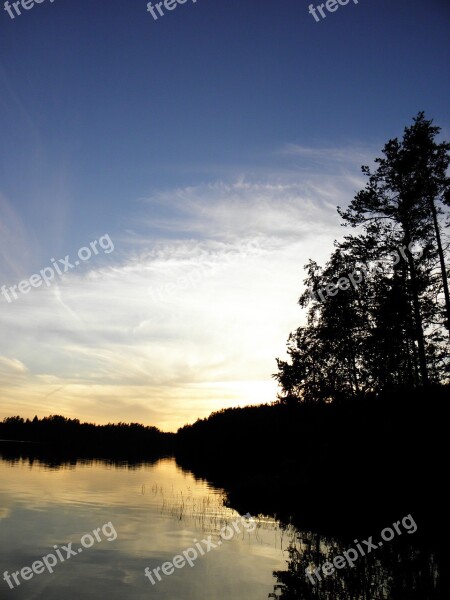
0 456 294 600
1 453 444 599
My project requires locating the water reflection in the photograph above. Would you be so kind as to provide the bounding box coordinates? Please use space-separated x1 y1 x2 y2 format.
1 450 444 600
270 530 443 600
0 456 290 600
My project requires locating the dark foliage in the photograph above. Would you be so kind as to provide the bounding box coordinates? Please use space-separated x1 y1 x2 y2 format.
0 415 175 461
176 384 449 539
275 113 450 403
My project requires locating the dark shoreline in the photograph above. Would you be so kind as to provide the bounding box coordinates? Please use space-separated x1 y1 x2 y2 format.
2 387 448 599
2 384 448 540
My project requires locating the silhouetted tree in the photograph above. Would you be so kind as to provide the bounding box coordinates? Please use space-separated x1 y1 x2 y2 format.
275 113 449 403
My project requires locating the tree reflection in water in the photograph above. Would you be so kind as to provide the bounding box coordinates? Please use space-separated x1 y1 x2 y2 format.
270 530 442 600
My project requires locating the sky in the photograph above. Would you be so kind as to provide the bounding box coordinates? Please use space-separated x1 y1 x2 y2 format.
0 0 449 431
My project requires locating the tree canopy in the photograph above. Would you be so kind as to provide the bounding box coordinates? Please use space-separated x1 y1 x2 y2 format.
275 113 450 403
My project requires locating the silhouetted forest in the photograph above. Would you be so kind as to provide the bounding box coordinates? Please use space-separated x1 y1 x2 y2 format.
175 385 448 535
0 415 175 461
275 112 449 403
175 384 448 599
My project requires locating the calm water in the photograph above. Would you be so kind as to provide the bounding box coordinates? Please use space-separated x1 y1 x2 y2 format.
1 455 443 600
0 456 293 600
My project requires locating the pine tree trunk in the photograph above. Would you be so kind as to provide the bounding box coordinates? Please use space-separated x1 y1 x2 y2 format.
405 244 429 385
429 196 450 338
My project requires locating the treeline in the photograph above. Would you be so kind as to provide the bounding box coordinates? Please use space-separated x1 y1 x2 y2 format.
176 383 448 537
276 112 449 403
0 415 175 459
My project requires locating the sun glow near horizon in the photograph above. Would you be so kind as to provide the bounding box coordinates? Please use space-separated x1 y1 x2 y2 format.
1 165 369 432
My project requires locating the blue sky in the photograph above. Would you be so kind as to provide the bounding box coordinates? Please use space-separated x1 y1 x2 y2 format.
0 0 449 430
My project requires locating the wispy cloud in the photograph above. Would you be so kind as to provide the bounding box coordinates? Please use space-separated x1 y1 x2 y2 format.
281 143 376 167
0 146 370 430
0 356 28 380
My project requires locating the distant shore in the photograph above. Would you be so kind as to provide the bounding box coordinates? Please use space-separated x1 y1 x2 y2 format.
1 384 448 540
